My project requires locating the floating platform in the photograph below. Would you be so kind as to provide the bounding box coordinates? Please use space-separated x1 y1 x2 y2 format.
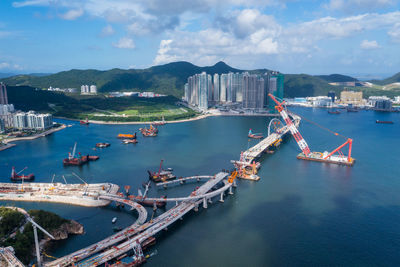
297 152 355 166
238 174 260 181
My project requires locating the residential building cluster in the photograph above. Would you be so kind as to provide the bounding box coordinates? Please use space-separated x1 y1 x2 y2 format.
13 111 53 130
81 85 97 95
0 83 54 133
184 71 284 112
48 87 77 93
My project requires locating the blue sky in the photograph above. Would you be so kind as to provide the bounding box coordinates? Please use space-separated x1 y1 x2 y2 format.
0 0 399 76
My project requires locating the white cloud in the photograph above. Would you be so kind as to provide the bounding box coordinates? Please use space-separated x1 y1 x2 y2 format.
60 9 84 20
360 40 380 49
325 0 396 13
153 10 400 66
388 23 400 43
0 62 23 70
100 25 115 37
12 0 50 8
113 37 135 49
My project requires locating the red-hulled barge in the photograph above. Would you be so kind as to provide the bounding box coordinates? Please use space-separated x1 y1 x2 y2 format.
10 167 34 181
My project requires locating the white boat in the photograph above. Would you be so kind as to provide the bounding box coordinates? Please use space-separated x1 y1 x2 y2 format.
112 217 117 223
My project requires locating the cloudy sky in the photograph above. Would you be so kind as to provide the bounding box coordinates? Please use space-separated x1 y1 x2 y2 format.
0 0 399 76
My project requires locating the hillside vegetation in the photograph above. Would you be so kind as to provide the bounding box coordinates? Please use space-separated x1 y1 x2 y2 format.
7 85 197 122
0 208 68 264
1 61 240 98
2 61 399 99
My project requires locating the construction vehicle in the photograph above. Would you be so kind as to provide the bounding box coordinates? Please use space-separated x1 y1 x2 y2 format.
268 93 355 166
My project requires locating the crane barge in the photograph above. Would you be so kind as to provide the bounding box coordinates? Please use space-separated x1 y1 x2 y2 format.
268 93 355 166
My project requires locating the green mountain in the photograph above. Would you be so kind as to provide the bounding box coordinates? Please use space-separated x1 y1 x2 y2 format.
1 61 241 98
316 74 358 83
370 72 400 85
284 74 342 98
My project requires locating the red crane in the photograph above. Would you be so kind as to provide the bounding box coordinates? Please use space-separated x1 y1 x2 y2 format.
268 93 355 166
268 93 311 156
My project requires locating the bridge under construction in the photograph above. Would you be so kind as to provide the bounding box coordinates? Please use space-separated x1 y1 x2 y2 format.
0 172 235 267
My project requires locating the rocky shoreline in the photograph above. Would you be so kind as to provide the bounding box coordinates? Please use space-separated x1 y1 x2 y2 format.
40 220 84 254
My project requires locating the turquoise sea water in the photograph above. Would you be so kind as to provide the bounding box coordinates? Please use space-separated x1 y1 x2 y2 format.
1 107 400 266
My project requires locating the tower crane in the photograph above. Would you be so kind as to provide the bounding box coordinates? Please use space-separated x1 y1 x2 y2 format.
27 217 55 267
268 93 355 166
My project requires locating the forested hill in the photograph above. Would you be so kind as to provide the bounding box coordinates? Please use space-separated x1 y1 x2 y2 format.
3 61 396 98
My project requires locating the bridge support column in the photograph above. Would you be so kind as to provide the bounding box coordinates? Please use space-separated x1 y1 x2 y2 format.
175 201 178 206
197 178 200 182
203 198 208 209
208 198 212 204
180 180 184 185
219 192 224 203
194 204 199 212
163 184 167 189
228 186 233 195
233 180 237 188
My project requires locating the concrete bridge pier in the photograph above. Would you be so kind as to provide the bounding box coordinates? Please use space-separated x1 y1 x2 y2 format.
194 204 199 212
229 186 233 195
219 192 224 203
203 198 208 209
233 180 237 188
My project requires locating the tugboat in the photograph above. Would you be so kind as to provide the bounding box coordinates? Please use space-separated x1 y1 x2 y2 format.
122 139 138 144
80 117 89 125
10 167 35 181
247 129 263 139
96 142 110 148
63 142 99 166
147 160 176 182
139 125 158 137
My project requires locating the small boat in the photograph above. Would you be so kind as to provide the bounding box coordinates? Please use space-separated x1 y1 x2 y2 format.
112 217 117 224
376 120 394 124
113 226 122 232
328 110 340 114
10 167 35 181
122 139 138 144
247 129 263 139
96 142 110 148
346 108 358 112
80 117 89 125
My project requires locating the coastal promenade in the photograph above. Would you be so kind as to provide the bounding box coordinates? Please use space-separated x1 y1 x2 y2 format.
0 124 67 152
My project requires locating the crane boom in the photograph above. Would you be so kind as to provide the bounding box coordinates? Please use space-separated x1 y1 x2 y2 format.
268 94 311 156
27 217 55 239
71 142 77 158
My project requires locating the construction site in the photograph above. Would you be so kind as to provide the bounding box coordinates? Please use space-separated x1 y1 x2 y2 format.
0 94 357 266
